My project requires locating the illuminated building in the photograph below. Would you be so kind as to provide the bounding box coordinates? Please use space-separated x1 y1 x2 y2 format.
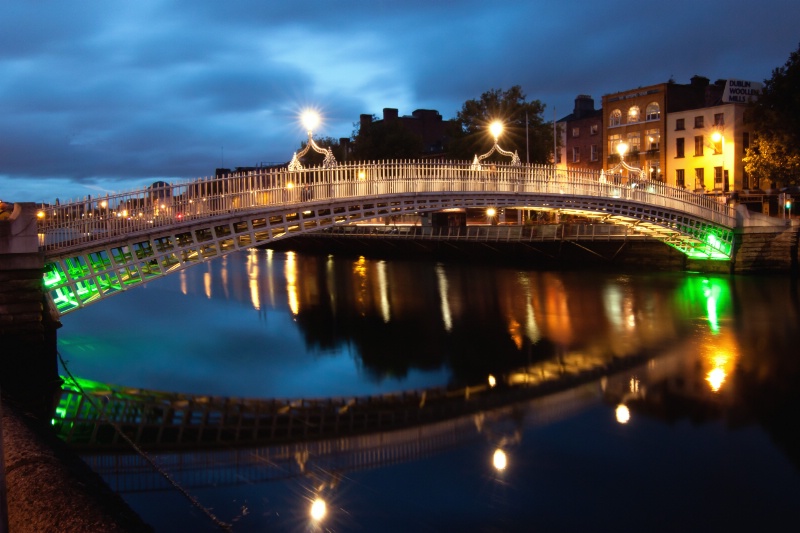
602 76 760 192
666 87 760 192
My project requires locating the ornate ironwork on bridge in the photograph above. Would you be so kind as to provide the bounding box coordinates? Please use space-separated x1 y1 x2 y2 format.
36 160 737 316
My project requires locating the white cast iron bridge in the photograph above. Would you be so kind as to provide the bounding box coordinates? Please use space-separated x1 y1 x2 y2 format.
37 160 737 316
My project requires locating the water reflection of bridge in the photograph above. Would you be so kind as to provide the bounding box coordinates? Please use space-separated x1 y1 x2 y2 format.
57 347 665 492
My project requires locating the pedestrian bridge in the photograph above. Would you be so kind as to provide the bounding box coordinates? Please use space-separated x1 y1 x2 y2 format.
37 160 737 316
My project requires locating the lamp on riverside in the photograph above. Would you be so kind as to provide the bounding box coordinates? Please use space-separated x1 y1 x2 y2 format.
288 109 338 171
471 120 521 170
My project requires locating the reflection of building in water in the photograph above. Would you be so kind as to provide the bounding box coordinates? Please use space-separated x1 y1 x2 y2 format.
173 251 717 383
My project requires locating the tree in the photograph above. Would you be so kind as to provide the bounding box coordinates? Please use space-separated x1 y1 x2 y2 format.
351 116 424 161
447 86 553 164
743 43 800 188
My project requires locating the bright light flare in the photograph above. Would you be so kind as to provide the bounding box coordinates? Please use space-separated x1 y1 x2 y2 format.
711 131 722 143
615 404 630 424
489 121 503 140
493 448 508 471
616 142 628 157
310 498 327 522
301 110 321 133
486 207 497 218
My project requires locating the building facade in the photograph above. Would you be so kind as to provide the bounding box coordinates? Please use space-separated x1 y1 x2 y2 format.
665 102 753 192
556 95 604 173
602 82 668 182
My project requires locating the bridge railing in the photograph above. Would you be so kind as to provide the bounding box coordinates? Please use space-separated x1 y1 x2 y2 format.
36 160 736 252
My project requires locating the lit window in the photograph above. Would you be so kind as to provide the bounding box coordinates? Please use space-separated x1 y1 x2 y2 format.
626 132 640 153
610 110 622 127
608 133 621 155
646 129 660 151
572 147 580 163
649 161 661 180
627 106 640 124
572 127 580 137
645 102 660 121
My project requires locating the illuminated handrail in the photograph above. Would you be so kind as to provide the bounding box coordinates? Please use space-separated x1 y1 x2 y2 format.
36 160 737 253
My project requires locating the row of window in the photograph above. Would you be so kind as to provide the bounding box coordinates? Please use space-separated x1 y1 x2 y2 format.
571 145 600 163
675 113 724 131
609 103 661 127
674 135 723 158
607 130 661 154
674 167 728 190
571 124 599 137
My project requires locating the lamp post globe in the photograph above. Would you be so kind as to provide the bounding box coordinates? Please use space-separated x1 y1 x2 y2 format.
489 121 504 142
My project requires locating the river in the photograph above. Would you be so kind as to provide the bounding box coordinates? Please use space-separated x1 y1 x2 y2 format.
58 247 800 532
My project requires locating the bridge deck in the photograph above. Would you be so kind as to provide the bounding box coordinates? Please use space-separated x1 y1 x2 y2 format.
35 161 737 316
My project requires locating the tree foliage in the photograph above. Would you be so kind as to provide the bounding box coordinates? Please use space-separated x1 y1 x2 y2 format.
743 43 800 188
447 86 553 164
351 116 424 161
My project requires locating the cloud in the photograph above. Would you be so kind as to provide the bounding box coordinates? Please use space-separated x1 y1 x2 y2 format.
1 0 798 202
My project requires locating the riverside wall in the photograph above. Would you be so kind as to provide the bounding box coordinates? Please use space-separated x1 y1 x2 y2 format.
1 202 153 532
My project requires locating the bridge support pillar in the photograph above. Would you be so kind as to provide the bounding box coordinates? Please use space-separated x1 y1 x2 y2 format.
0 203 61 421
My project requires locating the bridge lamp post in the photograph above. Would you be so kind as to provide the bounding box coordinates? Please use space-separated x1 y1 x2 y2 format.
288 109 338 171
471 120 521 170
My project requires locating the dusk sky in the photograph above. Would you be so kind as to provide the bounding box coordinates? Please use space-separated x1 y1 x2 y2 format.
2 0 798 203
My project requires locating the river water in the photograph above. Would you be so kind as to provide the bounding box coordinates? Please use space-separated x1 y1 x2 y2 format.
58 248 800 532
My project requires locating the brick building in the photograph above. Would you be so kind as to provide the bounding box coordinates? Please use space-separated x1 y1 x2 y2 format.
556 95 604 173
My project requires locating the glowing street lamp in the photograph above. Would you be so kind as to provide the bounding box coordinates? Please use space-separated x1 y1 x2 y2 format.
489 121 503 142
301 110 321 135
608 141 643 185
471 119 521 169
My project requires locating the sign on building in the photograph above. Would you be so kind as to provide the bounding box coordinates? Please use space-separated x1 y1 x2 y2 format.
722 79 762 103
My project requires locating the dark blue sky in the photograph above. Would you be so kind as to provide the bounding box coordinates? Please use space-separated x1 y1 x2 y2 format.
1 0 797 202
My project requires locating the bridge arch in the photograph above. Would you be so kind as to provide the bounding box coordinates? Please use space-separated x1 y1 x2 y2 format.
37 161 736 316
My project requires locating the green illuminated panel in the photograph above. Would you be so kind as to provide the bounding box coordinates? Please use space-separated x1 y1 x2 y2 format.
95 271 123 293
43 262 66 288
50 286 80 313
75 279 101 303
64 256 90 279
87 250 112 272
